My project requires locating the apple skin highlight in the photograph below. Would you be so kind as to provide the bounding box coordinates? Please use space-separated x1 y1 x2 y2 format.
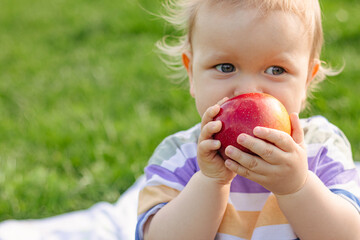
213 93 291 158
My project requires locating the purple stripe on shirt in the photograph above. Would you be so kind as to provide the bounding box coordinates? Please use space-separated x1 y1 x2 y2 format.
326 168 360 187
145 145 359 194
146 156 269 193
145 157 200 186
308 146 360 186
231 175 269 193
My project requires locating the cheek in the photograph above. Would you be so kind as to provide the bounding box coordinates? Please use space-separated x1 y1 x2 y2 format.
195 101 206 117
281 92 306 114
282 78 309 113
297 77 310 110
194 92 212 117
194 89 226 117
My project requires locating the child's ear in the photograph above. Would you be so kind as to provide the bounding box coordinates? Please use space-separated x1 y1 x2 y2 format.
307 59 320 87
182 52 191 72
182 52 195 97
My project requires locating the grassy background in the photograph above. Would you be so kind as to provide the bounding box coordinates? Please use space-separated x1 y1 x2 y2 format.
0 0 359 220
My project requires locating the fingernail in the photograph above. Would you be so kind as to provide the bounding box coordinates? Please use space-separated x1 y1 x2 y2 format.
225 159 232 167
253 127 266 135
253 127 261 135
238 134 247 142
212 121 220 130
225 146 234 154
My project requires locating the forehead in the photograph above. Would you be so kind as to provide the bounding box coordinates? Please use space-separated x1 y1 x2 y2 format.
192 1 312 38
190 4 312 64
192 3 311 50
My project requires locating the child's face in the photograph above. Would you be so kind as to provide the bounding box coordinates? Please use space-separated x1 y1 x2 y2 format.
183 4 319 117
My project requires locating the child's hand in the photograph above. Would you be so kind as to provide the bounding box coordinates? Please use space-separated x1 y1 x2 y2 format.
224 113 308 195
197 98 236 185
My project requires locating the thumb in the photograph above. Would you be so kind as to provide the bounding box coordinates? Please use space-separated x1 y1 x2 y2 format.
290 113 305 146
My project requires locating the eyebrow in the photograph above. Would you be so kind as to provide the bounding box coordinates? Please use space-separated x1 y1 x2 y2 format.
267 52 298 66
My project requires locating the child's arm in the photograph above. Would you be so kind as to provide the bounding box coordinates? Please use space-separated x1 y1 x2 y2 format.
276 170 360 240
143 171 230 240
225 113 360 239
143 103 235 240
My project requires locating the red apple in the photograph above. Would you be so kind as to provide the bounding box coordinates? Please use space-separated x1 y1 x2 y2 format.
213 93 291 158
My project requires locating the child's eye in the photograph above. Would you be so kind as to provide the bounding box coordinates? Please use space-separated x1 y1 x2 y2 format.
265 66 285 75
215 63 236 73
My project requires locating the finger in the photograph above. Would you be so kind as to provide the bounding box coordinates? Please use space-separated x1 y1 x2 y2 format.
237 133 283 163
201 104 221 128
225 145 269 175
290 113 305 146
217 97 229 106
225 159 266 183
198 139 221 158
198 120 222 142
252 127 294 152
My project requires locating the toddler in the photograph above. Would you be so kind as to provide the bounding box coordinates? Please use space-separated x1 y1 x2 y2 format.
136 0 360 239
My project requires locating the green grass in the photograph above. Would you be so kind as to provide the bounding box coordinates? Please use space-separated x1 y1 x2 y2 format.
302 0 360 160
0 0 359 220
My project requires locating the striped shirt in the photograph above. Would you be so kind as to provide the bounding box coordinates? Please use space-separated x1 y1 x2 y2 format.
136 116 360 240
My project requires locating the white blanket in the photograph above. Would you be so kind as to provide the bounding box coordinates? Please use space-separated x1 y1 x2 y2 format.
1 165 360 240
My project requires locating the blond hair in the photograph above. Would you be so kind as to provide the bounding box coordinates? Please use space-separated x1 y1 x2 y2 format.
157 0 336 99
